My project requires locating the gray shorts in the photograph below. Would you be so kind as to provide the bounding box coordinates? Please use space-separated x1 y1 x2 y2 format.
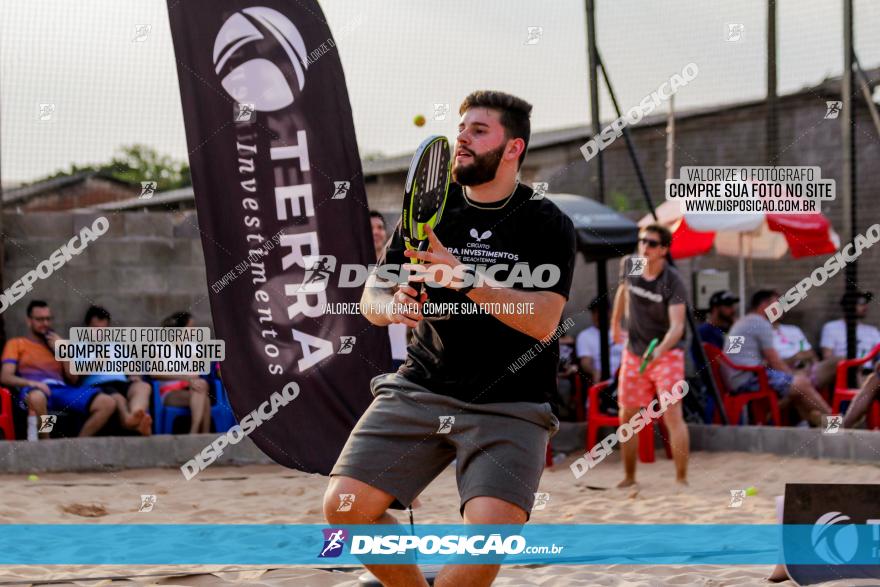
331 373 559 517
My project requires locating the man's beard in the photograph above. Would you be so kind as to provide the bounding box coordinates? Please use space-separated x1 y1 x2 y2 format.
452 143 506 186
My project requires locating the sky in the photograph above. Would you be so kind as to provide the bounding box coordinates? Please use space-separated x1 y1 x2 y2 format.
1 0 879 184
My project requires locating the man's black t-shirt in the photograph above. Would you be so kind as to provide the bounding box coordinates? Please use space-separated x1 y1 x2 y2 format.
379 182 576 404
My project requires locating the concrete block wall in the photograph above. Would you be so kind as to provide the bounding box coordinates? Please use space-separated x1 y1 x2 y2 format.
1 211 213 339
0 434 273 474
4 424 877 473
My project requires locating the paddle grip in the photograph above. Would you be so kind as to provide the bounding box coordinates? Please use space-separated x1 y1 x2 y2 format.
411 239 431 296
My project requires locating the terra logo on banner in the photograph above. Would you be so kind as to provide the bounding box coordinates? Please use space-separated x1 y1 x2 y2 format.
214 7 309 112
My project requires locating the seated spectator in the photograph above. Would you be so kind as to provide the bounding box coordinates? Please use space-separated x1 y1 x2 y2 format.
770 322 829 424
80 306 152 435
820 291 880 365
698 290 739 349
554 332 579 420
843 360 880 428
576 296 623 384
153 311 211 434
724 290 831 427
772 321 816 371
0 300 116 438
691 289 739 376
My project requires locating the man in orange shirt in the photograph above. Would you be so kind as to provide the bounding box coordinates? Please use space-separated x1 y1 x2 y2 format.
0 300 116 438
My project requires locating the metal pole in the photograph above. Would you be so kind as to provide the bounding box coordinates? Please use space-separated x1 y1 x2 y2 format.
586 0 611 381
666 95 675 181
854 54 880 138
766 0 778 165
738 235 746 320
595 51 728 424
595 53 653 213
842 0 858 387
586 0 603 206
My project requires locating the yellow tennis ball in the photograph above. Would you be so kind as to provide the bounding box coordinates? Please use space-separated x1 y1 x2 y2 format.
745 486 757 496
413 114 426 127
28 474 39 481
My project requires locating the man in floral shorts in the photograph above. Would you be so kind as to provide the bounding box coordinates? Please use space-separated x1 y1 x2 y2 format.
610 224 689 487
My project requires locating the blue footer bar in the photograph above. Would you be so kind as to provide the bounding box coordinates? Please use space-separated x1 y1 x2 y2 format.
1 524 878 565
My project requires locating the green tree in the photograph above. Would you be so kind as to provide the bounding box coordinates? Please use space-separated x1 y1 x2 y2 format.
610 190 631 212
360 149 386 162
106 144 191 190
33 145 191 191
609 189 650 213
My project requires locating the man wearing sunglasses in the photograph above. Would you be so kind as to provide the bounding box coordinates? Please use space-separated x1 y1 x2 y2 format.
610 224 689 487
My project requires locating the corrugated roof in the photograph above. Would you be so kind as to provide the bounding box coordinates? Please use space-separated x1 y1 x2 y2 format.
2 171 138 205
94 186 194 211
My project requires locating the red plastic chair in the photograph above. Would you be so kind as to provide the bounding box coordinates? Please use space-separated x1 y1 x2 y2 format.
833 343 880 429
546 372 587 468
586 380 671 463
0 387 15 440
702 343 781 426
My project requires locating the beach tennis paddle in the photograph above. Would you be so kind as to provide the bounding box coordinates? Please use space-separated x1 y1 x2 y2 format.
639 338 659 374
401 135 451 294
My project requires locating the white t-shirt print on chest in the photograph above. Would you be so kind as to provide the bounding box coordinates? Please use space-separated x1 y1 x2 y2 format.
469 227 492 243
446 224 521 265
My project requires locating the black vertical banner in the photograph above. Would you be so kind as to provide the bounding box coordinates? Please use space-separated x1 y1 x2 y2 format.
167 2 389 473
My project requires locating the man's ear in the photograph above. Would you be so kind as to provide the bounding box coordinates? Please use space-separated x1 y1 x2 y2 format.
506 137 525 163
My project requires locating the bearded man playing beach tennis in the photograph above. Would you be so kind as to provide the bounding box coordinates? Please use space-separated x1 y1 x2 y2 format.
610 224 690 488
323 91 576 587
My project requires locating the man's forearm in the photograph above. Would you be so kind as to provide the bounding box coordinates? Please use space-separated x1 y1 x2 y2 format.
792 350 815 364
769 357 792 373
61 361 77 384
655 323 685 355
1 373 36 388
579 358 597 382
466 286 562 341
610 286 626 332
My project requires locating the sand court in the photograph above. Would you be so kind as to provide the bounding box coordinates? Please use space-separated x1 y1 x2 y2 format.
2 450 877 586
